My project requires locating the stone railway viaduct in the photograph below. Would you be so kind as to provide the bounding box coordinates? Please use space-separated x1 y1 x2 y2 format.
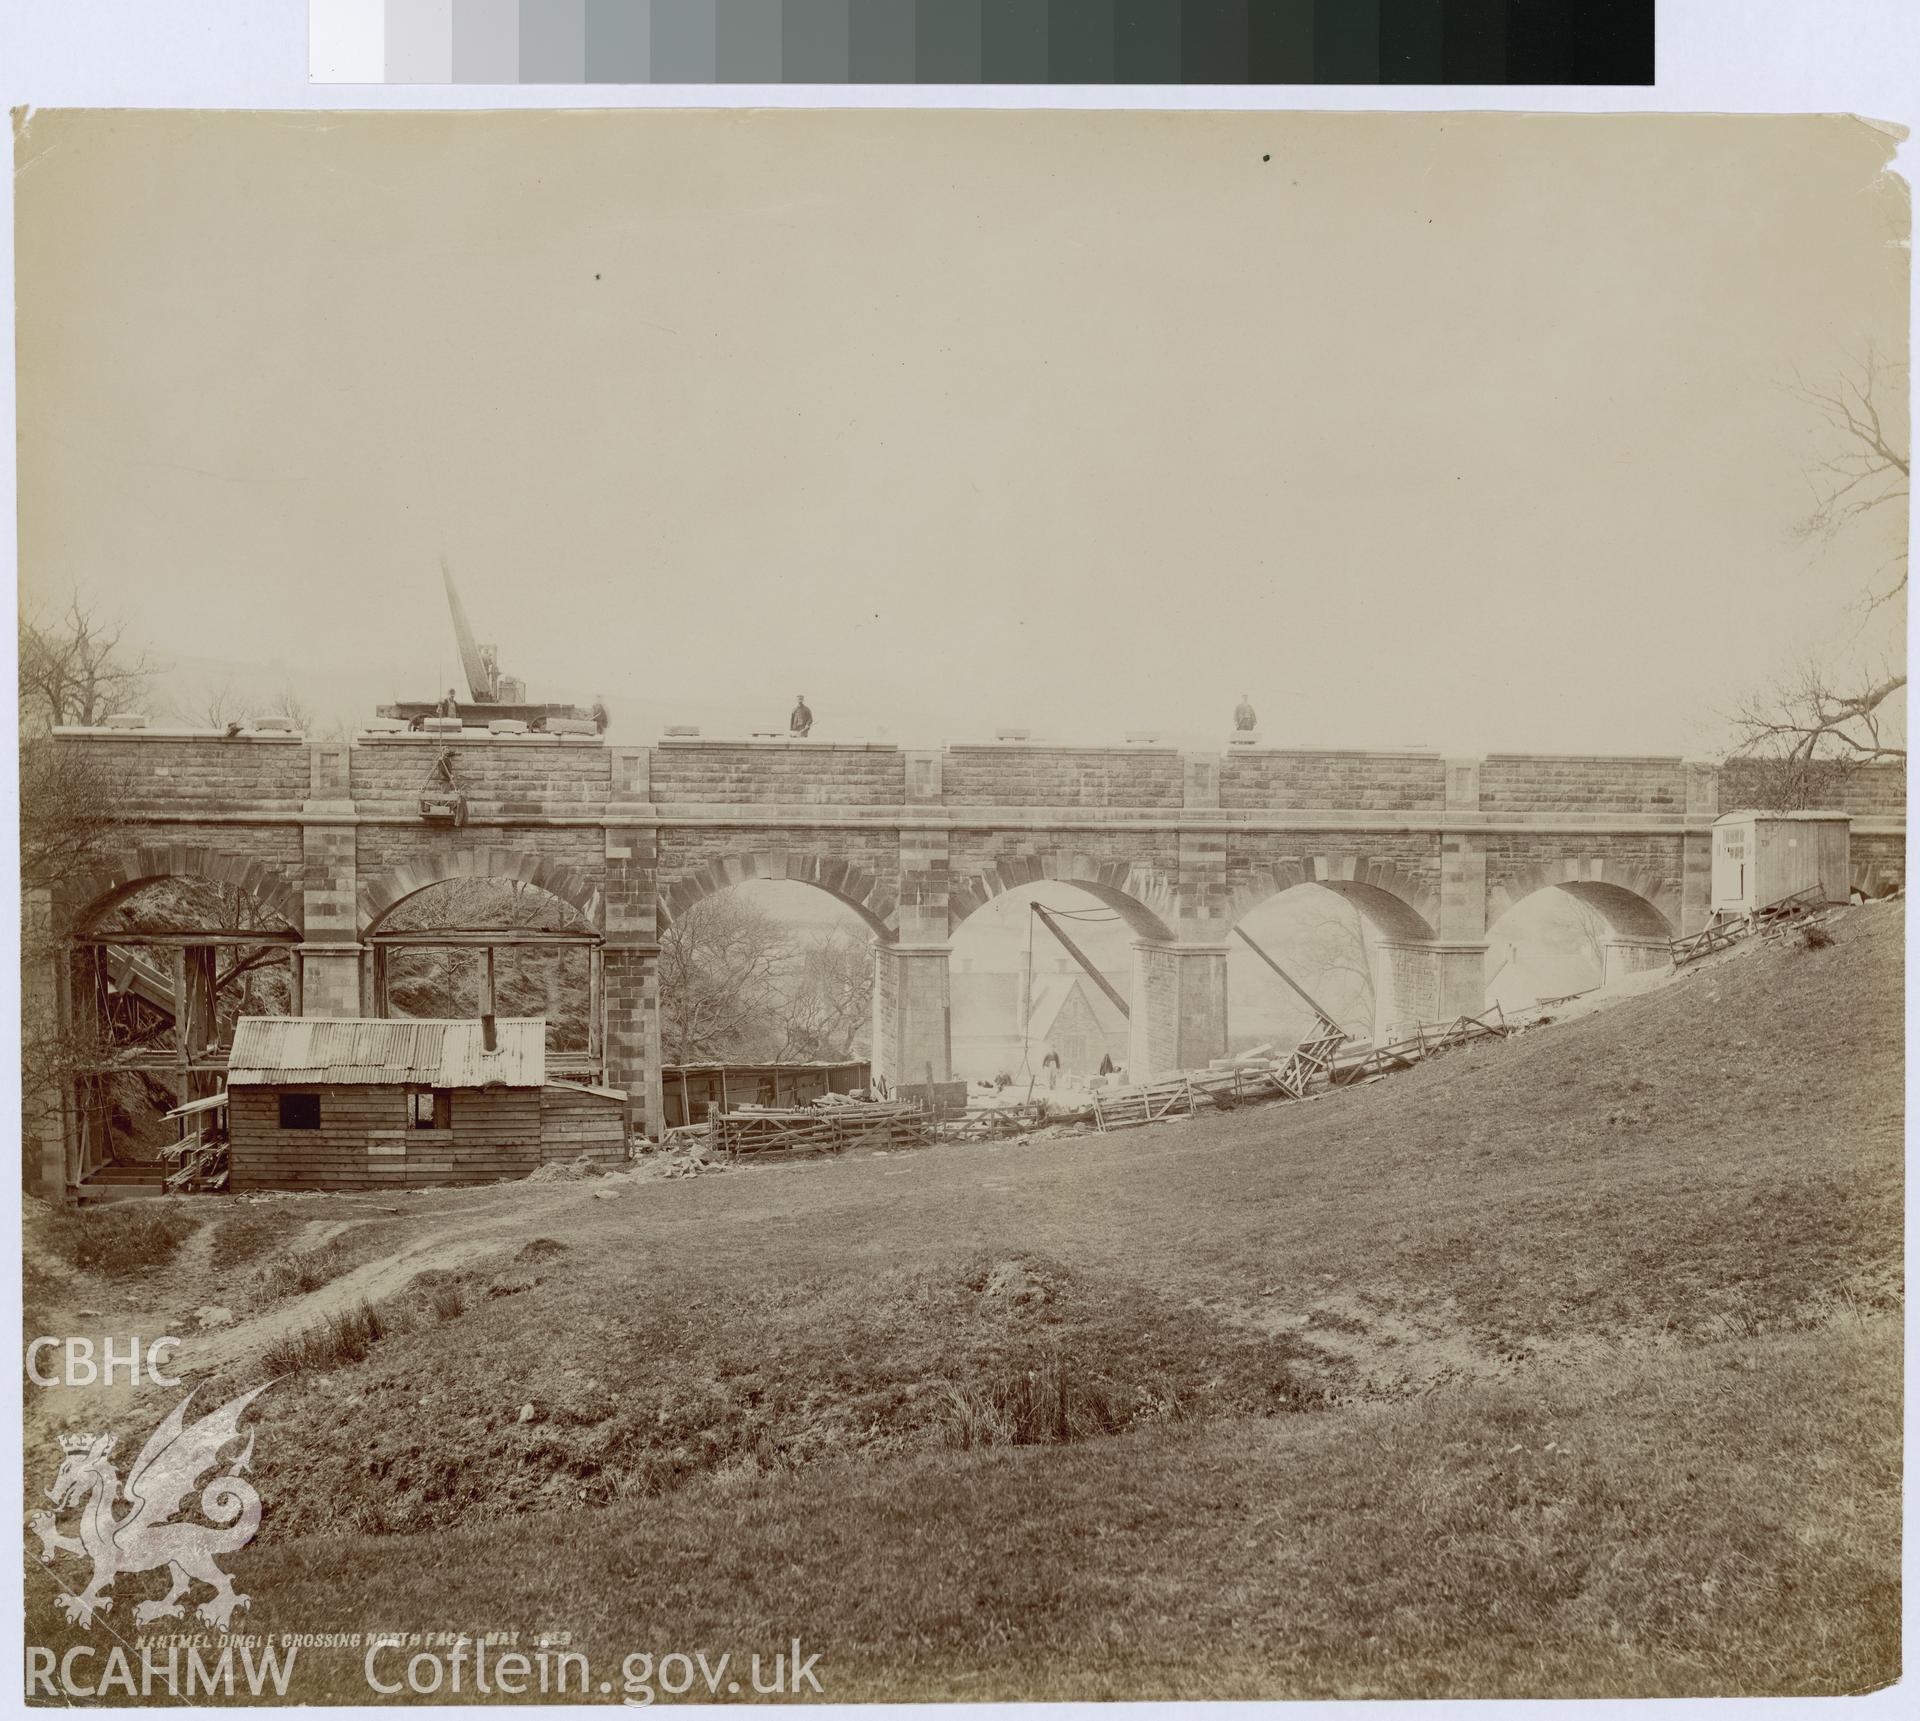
31 729 1906 1190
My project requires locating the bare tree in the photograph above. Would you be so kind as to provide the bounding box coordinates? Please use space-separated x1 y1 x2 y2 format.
18 596 153 731
1285 893 1375 1037
19 733 136 1179
188 675 242 730
1237 892 1376 1043
772 929 874 1062
1730 655 1905 774
19 738 126 890
261 684 315 732
659 894 795 1064
1731 348 1908 777
1565 896 1610 984
1788 343 1909 604
1719 743 1859 815
168 676 345 737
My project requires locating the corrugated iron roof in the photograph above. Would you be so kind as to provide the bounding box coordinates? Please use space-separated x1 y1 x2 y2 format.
227 1017 545 1088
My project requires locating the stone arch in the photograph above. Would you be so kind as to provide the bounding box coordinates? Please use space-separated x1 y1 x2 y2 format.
948 851 1178 942
1487 859 1677 940
1229 856 1439 941
59 844 304 935
1851 852 1904 898
660 852 897 940
360 848 604 933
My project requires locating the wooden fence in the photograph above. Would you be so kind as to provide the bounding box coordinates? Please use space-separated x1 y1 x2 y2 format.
709 1102 931 1158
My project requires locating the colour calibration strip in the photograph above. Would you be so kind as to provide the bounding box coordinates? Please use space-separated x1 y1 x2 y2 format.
312 2 1655 86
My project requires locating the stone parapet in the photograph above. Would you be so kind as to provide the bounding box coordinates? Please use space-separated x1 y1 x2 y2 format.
1478 753 1688 817
650 738 904 807
1221 748 1445 813
941 744 1184 809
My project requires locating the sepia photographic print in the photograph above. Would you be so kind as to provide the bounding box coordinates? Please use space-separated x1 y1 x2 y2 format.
12 105 1909 1703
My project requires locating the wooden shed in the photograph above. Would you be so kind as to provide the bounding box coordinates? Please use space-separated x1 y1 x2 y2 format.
1710 810 1852 919
226 1016 627 1191
660 1059 871 1130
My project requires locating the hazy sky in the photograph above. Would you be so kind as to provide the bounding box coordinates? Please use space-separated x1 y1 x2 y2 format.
15 109 1908 754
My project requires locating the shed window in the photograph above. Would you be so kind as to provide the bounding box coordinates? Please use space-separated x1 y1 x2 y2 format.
408 1089 451 1130
278 1093 321 1131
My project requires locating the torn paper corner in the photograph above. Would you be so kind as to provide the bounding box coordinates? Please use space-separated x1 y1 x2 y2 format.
1850 114 1911 149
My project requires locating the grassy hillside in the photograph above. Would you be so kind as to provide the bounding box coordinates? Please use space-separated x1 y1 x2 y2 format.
22 904 1903 1699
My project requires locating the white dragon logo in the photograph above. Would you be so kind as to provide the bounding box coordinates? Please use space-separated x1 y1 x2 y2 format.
28 1384 268 1632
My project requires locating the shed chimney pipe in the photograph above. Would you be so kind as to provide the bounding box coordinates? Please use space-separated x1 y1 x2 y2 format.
482 1013 497 1053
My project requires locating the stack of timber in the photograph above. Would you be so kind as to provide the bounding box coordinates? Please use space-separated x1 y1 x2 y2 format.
711 1101 931 1158
1197 1041 1279 1105
1091 1073 1198 1131
157 1091 232 1194
162 1130 229 1193
1186 1019 1350 1107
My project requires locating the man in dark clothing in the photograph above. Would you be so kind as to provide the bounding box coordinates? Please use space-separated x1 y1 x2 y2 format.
1234 694 1257 732
438 688 460 718
591 697 610 734
790 694 813 738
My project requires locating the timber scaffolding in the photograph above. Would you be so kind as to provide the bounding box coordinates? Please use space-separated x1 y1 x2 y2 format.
1085 1006 1512 1132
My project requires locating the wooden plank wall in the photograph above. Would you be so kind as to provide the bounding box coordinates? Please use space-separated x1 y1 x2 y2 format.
539 1085 628 1163
231 1082 627 1190
231 1086 411 1191
1756 818 1853 907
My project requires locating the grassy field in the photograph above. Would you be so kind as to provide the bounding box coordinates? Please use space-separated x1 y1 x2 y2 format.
21 903 1904 1700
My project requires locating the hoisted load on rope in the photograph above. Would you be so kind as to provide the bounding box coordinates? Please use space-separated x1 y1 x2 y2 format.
418 748 467 826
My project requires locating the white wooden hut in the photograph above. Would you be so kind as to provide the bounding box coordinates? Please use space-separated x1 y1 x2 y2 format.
1710 810 1851 918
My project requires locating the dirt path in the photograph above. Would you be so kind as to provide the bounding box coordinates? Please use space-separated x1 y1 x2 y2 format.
21 1175 635 1505
176 1180 621 1376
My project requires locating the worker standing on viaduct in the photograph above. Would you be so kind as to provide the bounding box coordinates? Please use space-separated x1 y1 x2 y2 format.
790 694 813 739
1234 694 1257 733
